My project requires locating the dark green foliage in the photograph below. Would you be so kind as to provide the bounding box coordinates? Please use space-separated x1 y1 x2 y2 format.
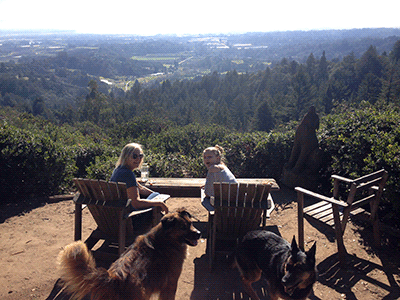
319 103 400 219
0 123 74 201
223 131 294 179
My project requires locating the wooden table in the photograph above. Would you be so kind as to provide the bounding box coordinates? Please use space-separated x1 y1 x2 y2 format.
139 178 280 197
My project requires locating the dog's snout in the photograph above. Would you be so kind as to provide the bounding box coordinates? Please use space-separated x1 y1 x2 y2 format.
191 226 202 239
195 229 201 239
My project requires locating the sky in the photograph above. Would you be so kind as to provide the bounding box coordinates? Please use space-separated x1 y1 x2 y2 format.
0 0 399 36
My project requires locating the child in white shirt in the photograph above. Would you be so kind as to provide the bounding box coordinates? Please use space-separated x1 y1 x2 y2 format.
202 145 238 211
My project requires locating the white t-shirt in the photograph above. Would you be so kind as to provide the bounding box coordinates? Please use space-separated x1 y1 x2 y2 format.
204 165 238 197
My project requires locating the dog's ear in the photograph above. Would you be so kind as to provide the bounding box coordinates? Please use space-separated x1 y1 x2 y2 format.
178 208 192 219
306 242 317 262
161 214 177 229
291 235 299 253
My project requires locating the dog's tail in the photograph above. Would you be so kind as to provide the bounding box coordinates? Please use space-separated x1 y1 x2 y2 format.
57 241 113 300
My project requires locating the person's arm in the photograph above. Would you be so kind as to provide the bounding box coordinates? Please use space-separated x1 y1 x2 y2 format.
126 185 168 213
137 182 154 197
208 164 224 173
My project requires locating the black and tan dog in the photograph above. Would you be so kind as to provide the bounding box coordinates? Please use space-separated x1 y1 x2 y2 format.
235 230 317 300
58 208 201 300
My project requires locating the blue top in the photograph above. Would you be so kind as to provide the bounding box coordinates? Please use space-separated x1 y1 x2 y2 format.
110 165 138 188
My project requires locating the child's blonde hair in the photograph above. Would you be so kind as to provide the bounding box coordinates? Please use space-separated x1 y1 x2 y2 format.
203 145 226 165
115 142 144 169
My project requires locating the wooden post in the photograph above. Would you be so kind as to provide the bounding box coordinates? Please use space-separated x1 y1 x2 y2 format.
118 210 126 256
74 202 82 241
297 191 304 251
332 204 347 265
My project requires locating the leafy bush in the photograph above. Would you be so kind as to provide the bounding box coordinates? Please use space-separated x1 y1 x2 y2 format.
0 123 76 202
319 103 400 221
225 131 294 179
144 123 231 157
86 154 117 180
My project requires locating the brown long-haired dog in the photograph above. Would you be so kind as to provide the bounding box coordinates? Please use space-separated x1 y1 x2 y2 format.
58 208 201 300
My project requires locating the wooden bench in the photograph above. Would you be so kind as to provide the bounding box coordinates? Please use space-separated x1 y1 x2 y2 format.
73 178 170 259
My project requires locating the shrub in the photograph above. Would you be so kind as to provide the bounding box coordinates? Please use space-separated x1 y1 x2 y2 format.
319 104 400 222
86 154 117 180
0 123 76 202
223 130 294 179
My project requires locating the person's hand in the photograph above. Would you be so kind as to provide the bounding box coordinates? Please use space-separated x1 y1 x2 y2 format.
159 202 169 214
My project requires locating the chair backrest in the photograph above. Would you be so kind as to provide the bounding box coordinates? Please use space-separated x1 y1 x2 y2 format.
333 169 388 208
213 182 272 239
73 178 134 238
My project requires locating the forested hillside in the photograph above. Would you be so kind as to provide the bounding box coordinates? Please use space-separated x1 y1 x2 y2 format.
1 31 400 131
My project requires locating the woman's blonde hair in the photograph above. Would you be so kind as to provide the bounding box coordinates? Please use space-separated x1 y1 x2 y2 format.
115 142 144 169
203 145 225 164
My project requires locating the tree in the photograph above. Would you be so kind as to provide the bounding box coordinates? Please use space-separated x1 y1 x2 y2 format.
317 51 329 84
32 98 45 116
357 73 382 104
357 45 383 79
87 79 99 99
291 66 314 120
390 40 400 62
327 52 358 103
306 53 316 83
253 100 274 131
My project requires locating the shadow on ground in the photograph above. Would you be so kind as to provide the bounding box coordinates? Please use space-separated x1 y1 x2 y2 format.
318 253 400 300
190 225 281 300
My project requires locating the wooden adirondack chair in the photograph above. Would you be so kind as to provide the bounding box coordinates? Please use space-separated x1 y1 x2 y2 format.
73 178 170 260
296 169 388 265
207 182 273 270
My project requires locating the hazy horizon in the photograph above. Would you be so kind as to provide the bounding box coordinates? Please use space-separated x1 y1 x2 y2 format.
1 0 399 37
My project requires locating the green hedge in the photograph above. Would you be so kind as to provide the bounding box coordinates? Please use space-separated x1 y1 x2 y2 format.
0 123 75 200
1 105 399 224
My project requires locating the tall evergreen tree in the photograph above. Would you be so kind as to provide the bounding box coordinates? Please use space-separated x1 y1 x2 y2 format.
253 100 274 131
291 66 313 120
317 51 329 85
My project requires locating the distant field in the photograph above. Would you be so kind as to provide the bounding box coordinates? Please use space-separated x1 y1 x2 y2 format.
131 56 178 61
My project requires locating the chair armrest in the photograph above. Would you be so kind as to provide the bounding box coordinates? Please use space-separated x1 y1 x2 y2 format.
73 192 80 202
126 207 154 218
331 175 354 183
295 187 348 207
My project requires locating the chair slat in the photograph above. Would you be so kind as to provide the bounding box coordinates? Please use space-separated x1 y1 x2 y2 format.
107 181 121 202
356 177 384 192
237 183 248 205
353 169 386 185
88 180 105 205
351 194 376 210
245 184 257 207
118 182 128 201
99 180 113 201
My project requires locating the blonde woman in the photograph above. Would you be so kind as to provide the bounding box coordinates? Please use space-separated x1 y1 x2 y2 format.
202 145 238 211
110 143 168 213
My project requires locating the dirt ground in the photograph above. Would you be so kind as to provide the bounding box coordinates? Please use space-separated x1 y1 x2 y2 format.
1 187 399 300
